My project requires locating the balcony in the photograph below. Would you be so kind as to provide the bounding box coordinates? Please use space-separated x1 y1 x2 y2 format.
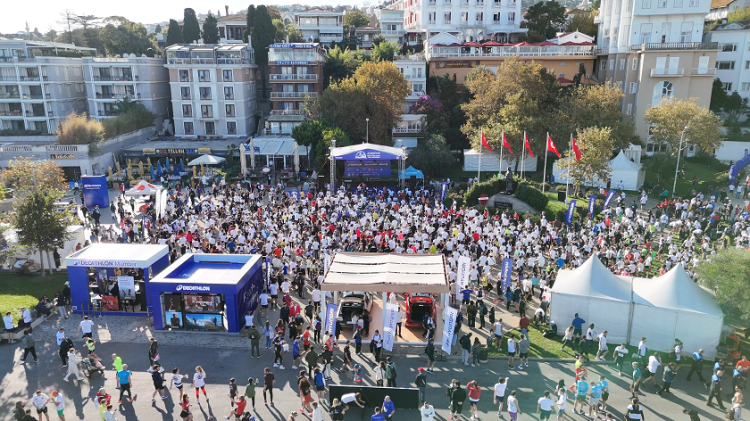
181 95 192 100
225 95 235 100
0 110 23 116
0 93 20 99
630 42 718 52
26 111 46 117
269 109 304 115
179 77 190 82
270 74 319 81
93 75 133 81
95 92 135 99
262 128 293 135
381 29 405 36
200 112 214 118
426 44 596 59
20 76 41 82
691 68 717 76
198 77 210 82
650 68 684 77
183 112 193 117
223 77 233 82
0 76 18 82
200 95 212 100
25 93 44 99
270 92 318 99
393 127 422 133
226 112 236 118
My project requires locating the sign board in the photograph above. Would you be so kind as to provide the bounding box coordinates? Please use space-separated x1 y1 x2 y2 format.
324 303 338 336
275 61 311 65
495 201 513 210
117 276 136 298
442 306 458 354
270 43 316 49
382 303 399 351
50 154 76 159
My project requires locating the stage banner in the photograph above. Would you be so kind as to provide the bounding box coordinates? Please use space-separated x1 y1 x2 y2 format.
442 306 458 354
457 256 471 288
324 302 338 336
501 258 513 288
565 199 577 226
81 175 109 209
382 303 399 351
602 190 616 211
588 195 596 216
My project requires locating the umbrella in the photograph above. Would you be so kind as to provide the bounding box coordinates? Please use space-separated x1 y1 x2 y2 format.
179 159 185 173
150 165 155 180
262 167 271 173
293 142 300 173
173 164 179 177
188 154 226 166
157 161 163 176
165 156 170 171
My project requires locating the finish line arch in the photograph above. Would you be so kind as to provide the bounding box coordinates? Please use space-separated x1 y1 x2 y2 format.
729 153 750 186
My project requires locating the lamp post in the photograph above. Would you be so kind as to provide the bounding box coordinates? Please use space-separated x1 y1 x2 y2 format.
366 118 369 143
330 138 336 192
672 125 689 197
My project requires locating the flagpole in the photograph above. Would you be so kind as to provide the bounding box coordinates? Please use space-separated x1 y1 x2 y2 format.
500 131 504 178
521 131 526 180
566 133 572 204
542 132 549 194
478 133 482 182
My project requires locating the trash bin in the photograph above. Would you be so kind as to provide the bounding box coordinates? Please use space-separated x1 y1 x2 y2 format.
479 345 489 361
557 191 566 202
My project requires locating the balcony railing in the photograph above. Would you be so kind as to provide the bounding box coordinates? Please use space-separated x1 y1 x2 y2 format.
270 92 317 99
200 95 212 100
0 93 20 99
26 111 46 117
393 127 422 133
630 42 718 51
270 74 318 81
426 45 596 59
181 95 191 100
223 77 233 82
167 58 252 65
262 128 293 135
269 109 304 115
650 68 684 77
27 93 44 99
381 29 405 35
226 112 236 117
179 77 190 82
93 75 133 81
225 94 235 100
0 76 18 82
95 92 135 99
0 110 23 116
98 110 117 116
20 76 41 81
691 68 717 76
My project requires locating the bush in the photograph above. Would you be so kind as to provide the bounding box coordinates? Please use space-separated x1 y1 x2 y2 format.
684 153 726 168
102 106 155 139
57 113 103 146
0 129 44 136
514 182 549 212
464 177 507 206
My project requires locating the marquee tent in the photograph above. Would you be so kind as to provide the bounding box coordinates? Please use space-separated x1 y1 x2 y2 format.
552 150 645 190
630 266 723 359
399 166 424 179
462 149 538 172
188 154 225 166
549 256 633 344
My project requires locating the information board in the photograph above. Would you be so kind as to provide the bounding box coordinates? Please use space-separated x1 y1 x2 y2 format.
344 160 391 178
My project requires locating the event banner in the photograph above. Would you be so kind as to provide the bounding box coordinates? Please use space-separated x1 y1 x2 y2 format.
440 182 449 204
81 175 109 209
588 195 596 216
324 253 332 274
382 303 399 352
116 276 136 299
442 306 458 354
501 258 513 288
265 257 272 287
457 256 471 288
602 190 616 211
565 199 577 226
324 303 338 336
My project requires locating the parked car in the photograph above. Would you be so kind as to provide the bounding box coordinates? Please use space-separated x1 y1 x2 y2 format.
337 291 373 325
404 292 436 328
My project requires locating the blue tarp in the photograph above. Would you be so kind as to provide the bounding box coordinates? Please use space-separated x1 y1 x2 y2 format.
399 165 424 179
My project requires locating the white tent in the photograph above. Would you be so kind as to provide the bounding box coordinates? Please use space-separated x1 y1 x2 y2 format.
630 266 723 359
188 154 225 166
462 149 538 172
552 150 645 190
549 256 633 344
125 180 162 196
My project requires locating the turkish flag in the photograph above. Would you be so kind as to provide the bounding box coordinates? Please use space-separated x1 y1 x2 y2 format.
547 134 561 158
502 132 513 154
523 133 534 157
571 136 582 162
481 132 492 152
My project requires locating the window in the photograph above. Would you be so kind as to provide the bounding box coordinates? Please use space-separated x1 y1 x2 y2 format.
179 70 189 82
180 87 191 100
627 0 634 11
742 82 750 91
746 61 750 69
412 83 424 92
199 87 211 100
197 70 210 82
615 0 622 11
652 81 673 106
632 58 639 70
226 104 235 117
461 12 468 23
612 28 618 47
444 12 451 23
661 22 671 43
721 43 738 52
680 22 693 42
722 82 733 91
559 73 566 79
640 23 652 44
630 82 638 93
222 70 233 82
429 12 436 23
493 13 501 22
718 61 736 70
224 87 234 100
508 12 515 23
642 0 651 8
184 122 194 135
201 105 213 118
674 0 682 5
205 121 215 135
658 0 667 7
227 121 237 135
609 59 615 70
560 62 567 67
620 59 626 70
182 104 192 117
601 61 607 70
689 0 698 5
475 12 483 23
626 103 633 115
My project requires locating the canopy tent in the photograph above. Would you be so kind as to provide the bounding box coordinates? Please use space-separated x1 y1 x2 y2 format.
630 266 723 359
321 253 449 293
549 256 633 343
462 149 538 172
330 143 406 161
125 180 162 196
398 165 424 179
188 154 226 166
552 150 645 190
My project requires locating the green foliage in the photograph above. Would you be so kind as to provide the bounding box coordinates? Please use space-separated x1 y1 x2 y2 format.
1 158 67 193
645 98 725 155
292 119 331 165
372 34 386 46
696 248 750 321
166 19 183 46
521 0 567 42
182 8 201 43
202 12 219 44
252 6 275 67
344 10 370 28
101 102 155 139
324 46 365 87
464 176 507 207
371 41 400 62
98 17 156 56
245 5 256 43
727 6 750 24
315 128 351 167
272 19 286 42
514 182 549 211
287 24 305 42
642 153 678 186
565 12 597 37
56 113 104 154
406 134 457 178
710 79 728 114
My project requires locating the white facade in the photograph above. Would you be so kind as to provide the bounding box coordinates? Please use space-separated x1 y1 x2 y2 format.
390 0 526 43
374 9 406 44
218 14 248 44
705 21 750 98
394 53 427 151
295 11 344 43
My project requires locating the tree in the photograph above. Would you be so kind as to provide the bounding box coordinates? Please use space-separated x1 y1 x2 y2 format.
57 113 103 146
521 0 567 42
372 40 400 62
166 19 183 46
202 12 219 44
642 153 678 186
564 127 615 192
287 24 305 43
45 29 58 42
98 17 156 56
252 6 276 98
409 95 448 139
323 46 365 87
645 98 724 155
372 34 386 46
344 10 370 28
154 24 162 34
13 188 73 277
565 12 597 37
272 19 286 42
723 92 749 126
315 128 352 167
292 119 331 166
1 157 67 192
710 79 729 114
244 5 256 43
696 248 750 321
406 134 456 178
182 8 201 43
267 6 282 22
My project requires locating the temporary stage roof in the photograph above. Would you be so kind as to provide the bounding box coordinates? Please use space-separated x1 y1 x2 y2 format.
398 165 424 179
330 143 406 161
321 253 449 293
65 243 169 269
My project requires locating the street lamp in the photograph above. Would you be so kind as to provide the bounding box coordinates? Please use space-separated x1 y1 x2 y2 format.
366 118 369 143
672 125 689 197
330 138 336 192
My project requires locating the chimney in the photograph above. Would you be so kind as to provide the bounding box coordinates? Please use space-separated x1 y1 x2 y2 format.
225 5 229 16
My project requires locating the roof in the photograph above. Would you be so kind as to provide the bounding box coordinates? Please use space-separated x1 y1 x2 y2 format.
711 19 750 30
322 253 449 293
610 150 643 171
150 253 261 286
631 265 722 317
246 137 309 156
330 143 406 161
711 0 735 8
551 256 633 302
217 13 246 22
65 244 169 268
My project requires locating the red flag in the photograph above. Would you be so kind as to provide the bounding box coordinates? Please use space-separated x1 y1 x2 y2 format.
502 132 513 154
571 136 582 162
547 134 560 158
481 132 492 152
523 133 534 157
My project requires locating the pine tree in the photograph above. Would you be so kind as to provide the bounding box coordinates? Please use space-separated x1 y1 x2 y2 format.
244 5 256 43
253 6 276 98
202 12 219 44
182 8 201 43
166 19 183 46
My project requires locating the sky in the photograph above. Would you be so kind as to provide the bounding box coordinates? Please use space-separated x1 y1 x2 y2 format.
2 0 369 35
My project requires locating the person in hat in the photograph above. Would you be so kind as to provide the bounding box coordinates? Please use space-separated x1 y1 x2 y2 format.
50 390 65 421
415 367 428 403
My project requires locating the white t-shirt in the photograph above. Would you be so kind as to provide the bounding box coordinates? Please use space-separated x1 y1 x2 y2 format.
557 391 567 410
32 393 49 409
421 405 435 420
23 309 31 323
193 371 206 387
56 330 66 346
507 395 518 413
647 356 660 373
3 315 13 330
494 382 508 397
259 293 269 306
507 339 516 353
79 320 94 334
341 393 357 404
538 397 554 411
244 314 253 327
54 394 64 411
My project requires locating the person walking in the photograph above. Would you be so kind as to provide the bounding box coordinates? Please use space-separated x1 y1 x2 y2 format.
630 362 642 399
657 362 677 396
471 337 481 367
50 390 65 421
382 396 396 421
372 330 383 362
148 364 168 402
587 380 603 419
686 349 706 382
59 337 73 368
494 377 508 418
424 339 436 374
116 364 137 403
170 367 188 397
179 394 194 421
263 367 276 406
555 385 568 421
460 333 472 367
644 353 662 387
304 347 318 379
595 331 608 361
244 377 257 412
613 343 628 375
625 398 646 421
517 334 530 369
507 390 521 421
415 368 428 404
573 376 589 415
247 324 261 359
313 368 326 403
374 361 386 387
148 339 160 366
421 401 435 421
385 357 397 387
537 391 554 421
467 380 481 421
20 329 38 363
560 326 574 352
707 370 726 410
63 349 82 382
193 366 209 402
76 316 95 339
449 379 467 421
507 335 517 370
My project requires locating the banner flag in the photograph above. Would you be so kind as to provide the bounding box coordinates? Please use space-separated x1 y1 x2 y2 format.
442 306 458 354
383 303 399 351
565 199 577 226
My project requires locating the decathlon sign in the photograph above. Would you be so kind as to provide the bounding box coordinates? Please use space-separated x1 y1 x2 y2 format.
175 285 211 292
70 259 138 268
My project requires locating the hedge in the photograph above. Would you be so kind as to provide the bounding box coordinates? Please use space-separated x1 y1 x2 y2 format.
514 182 549 212
464 177 507 207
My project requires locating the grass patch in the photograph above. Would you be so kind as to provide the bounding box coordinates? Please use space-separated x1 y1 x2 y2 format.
644 157 729 197
0 272 67 324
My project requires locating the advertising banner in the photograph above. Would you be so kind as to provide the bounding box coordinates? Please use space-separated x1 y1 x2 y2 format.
324 303 338 336
457 256 471 288
602 190 616 211
501 258 513 288
116 276 136 299
81 175 109 209
588 195 596 216
382 303 399 351
442 306 458 354
440 182 449 204
265 257 272 288
565 199 577 226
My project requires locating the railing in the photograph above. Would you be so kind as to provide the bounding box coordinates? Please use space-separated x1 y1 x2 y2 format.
650 68 684 77
183 112 193 117
198 77 210 82
0 110 23 116
393 127 422 133
181 95 191 100
27 93 44 99
20 76 41 81
95 92 134 99
269 109 304 115
380 30 405 35
427 45 596 58
200 95 212 100
225 95 235 100
0 76 19 82
167 58 252 65
26 111 46 117
269 92 317 98
97 110 117 116
47 145 79 152
201 113 214 118
93 76 133 81
270 74 318 81
179 77 190 82
262 128 293 135
691 67 717 76
226 112 236 117
0 93 20 99
630 42 718 51
223 78 233 82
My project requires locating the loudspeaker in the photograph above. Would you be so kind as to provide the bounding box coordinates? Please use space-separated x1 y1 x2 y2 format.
409 175 417 189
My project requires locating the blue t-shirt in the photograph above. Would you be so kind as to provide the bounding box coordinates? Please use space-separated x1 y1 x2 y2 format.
590 384 602 398
117 370 131 385
383 400 395 416
293 342 300 356
576 380 588 396
371 414 386 421
572 317 586 330
461 289 472 301
315 372 324 386
599 380 609 391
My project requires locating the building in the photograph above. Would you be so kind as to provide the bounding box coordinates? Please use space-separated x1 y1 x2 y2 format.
594 0 718 152
165 44 257 138
705 20 750 99
355 26 381 49
218 13 248 44
295 10 344 43
706 0 750 22
390 0 526 46
264 43 325 135
425 32 598 86
0 40 96 135
373 9 406 45
394 53 428 150
82 56 170 124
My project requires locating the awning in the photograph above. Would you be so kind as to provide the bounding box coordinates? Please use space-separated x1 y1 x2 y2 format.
322 253 449 293
330 143 406 161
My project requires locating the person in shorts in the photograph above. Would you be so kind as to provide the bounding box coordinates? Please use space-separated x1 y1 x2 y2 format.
51 390 65 421
537 391 554 420
507 336 517 369
31 390 50 421
587 380 602 419
494 376 508 415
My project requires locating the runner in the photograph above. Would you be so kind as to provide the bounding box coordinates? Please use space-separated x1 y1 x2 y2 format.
193 366 209 402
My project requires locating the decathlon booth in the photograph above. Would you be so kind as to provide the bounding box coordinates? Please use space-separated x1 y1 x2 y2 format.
66 244 170 315
329 144 407 190
148 253 263 333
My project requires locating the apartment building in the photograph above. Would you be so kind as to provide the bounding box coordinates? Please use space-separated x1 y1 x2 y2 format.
373 9 406 45
82 56 170 124
705 20 750 99
706 0 750 21
390 0 526 46
165 44 257 138
394 53 428 150
295 10 344 43
595 0 717 152
0 40 95 135
265 43 325 135
218 13 248 44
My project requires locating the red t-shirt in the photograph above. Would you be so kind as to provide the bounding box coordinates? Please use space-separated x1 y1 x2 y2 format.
235 399 247 414
519 317 530 330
